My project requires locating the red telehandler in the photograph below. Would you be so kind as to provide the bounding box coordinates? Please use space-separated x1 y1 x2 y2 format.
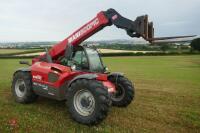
11 8 193 125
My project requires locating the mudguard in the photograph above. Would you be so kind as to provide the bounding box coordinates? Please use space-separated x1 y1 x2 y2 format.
108 72 124 78
67 73 98 88
13 67 31 75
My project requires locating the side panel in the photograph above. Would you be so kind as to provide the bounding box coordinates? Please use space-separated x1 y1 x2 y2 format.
31 62 73 88
32 82 67 100
31 62 88 100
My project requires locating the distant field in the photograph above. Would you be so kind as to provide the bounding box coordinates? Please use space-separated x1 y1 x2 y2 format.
0 49 30 54
0 55 200 132
0 48 158 56
0 49 43 55
99 49 158 53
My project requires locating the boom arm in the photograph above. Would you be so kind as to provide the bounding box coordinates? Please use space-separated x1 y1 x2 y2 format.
32 8 155 64
33 8 197 64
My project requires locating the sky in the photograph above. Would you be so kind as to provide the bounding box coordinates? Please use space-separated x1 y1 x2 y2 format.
0 0 200 42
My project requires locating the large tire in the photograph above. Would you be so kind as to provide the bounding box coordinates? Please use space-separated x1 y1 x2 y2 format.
108 76 134 107
66 79 111 125
12 71 38 103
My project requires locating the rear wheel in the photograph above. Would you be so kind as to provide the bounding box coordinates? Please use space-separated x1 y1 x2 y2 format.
12 71 38 103
66 79 110 125
108 76 134 107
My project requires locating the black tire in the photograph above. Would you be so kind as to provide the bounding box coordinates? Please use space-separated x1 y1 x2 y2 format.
66 79 111 125
12 71 38 103
108 76 134 107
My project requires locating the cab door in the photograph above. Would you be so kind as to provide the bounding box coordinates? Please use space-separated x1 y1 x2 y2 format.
71 47 89 71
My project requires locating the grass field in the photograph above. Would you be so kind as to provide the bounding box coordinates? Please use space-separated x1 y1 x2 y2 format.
13 48 158 57
0 49 30 54
0 55 200 132
0 49 44 56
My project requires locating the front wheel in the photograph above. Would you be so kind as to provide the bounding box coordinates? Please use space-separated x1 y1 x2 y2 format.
66 79 111 125
108 76 134 107
12 71 38 103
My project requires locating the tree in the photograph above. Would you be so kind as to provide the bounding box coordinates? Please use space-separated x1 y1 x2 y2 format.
160 44 170 52
190 38 200 51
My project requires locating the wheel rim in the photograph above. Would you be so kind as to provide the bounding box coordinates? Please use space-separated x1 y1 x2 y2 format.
73 89 95 116
111 84 125 102
15 79 26 97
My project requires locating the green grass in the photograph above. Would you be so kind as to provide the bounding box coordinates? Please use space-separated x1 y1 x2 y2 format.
0 48 43 56
0 55 200 132
0 49 31 54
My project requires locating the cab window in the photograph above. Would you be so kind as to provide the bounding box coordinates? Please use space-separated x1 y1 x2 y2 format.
72 49 89 70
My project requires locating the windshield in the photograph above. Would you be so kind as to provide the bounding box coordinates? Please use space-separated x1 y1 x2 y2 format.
85 48 104 72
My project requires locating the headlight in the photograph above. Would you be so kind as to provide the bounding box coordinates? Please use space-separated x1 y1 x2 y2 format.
108 87 115 93
71 65 76 70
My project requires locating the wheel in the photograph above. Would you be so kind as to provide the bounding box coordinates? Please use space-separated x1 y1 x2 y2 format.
12 71 38 103
108 75 134 107
66 79 111 125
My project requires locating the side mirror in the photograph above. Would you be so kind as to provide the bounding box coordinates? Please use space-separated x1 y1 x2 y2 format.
19 61 30 66
71 64 76 70
104 66 109 72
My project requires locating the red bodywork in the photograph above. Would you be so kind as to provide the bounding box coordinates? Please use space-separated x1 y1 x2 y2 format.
31 62 116 95
30 10 117 98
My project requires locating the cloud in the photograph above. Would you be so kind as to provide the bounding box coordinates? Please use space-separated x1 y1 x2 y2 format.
0 0 199 41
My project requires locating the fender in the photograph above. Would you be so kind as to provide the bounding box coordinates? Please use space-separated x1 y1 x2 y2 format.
13 67 31 76
108 72 124 79
67 73 98 88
